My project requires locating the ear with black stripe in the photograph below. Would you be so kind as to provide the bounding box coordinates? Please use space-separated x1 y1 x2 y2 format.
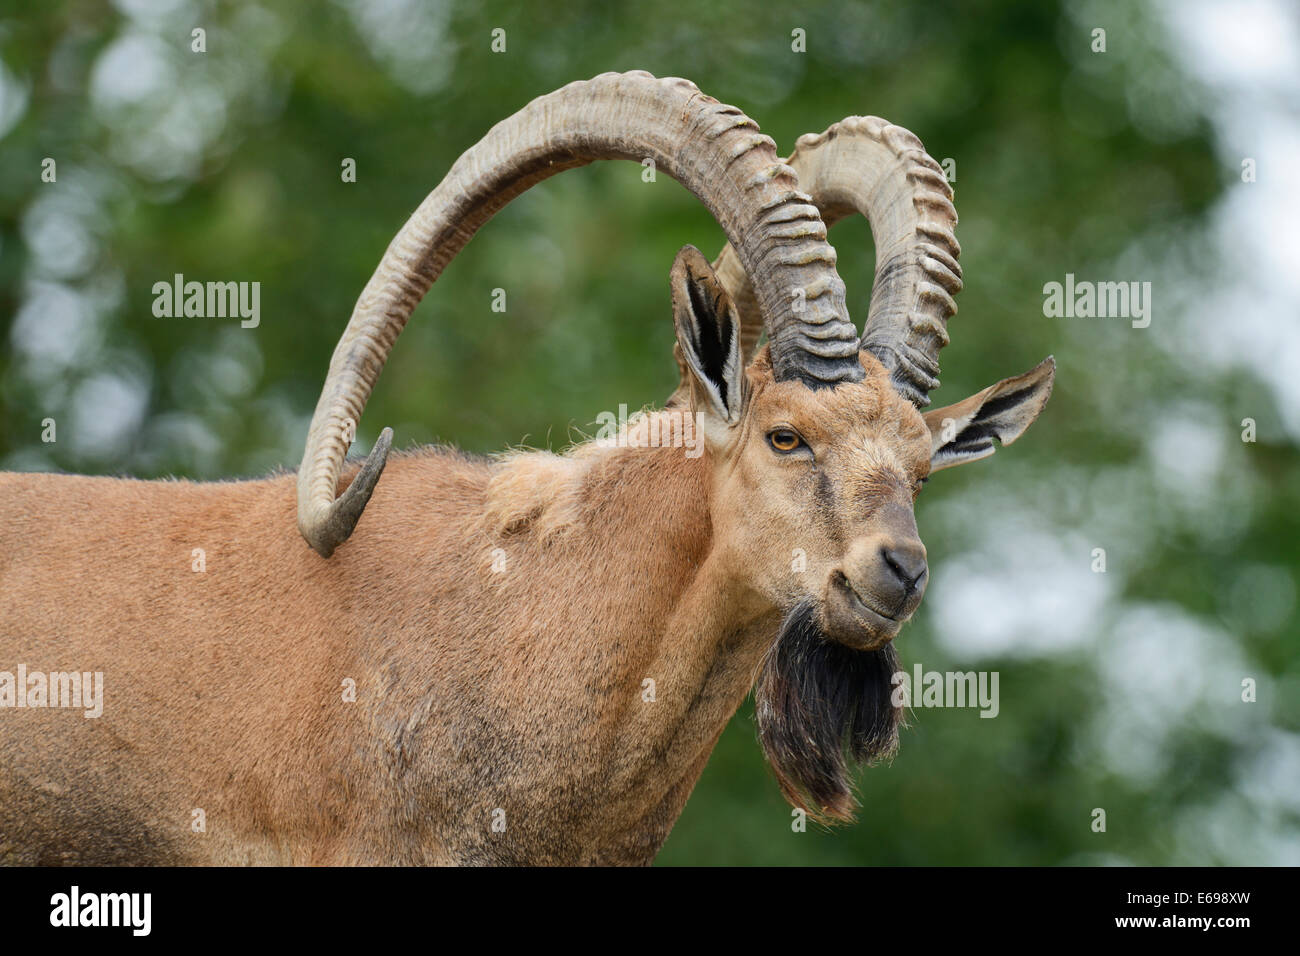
671 244 746 426
923 357 1055 472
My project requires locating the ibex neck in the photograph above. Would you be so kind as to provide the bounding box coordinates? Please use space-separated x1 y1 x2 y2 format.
350 437 778 864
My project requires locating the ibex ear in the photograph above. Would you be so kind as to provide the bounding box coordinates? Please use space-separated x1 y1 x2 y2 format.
671 245 746 426
924 357 1055 473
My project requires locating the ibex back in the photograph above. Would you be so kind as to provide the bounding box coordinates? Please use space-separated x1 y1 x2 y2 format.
0 72 1053 865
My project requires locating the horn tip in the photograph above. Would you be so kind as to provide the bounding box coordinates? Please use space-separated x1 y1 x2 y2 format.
301 426 394 559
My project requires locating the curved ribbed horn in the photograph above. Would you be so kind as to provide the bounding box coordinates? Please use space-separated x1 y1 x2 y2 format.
709 116 962 407
298 71 861 557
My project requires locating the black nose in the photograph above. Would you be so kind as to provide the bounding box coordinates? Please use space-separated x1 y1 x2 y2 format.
881 543 927 593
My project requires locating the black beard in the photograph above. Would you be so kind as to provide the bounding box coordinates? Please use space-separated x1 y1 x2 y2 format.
755 601 903 823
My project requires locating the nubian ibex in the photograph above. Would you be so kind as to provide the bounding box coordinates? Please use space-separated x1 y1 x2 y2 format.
1 72 1053 865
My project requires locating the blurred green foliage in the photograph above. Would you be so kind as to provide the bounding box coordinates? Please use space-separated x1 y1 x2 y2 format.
1 0 1295 865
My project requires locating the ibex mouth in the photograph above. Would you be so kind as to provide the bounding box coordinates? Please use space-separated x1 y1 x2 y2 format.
836 571 901 621
822 571 903 651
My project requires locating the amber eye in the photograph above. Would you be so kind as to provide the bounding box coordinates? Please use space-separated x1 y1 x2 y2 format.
767 429 804 453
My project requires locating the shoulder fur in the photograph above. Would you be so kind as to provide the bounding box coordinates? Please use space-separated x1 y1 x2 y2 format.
483 409 699 542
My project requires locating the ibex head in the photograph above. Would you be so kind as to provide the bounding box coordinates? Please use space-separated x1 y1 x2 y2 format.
670 276 1053 658
666 116 1054 819
296 74 1054 823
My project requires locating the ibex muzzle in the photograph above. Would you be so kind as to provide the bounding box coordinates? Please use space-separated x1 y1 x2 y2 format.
826 503 928 651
